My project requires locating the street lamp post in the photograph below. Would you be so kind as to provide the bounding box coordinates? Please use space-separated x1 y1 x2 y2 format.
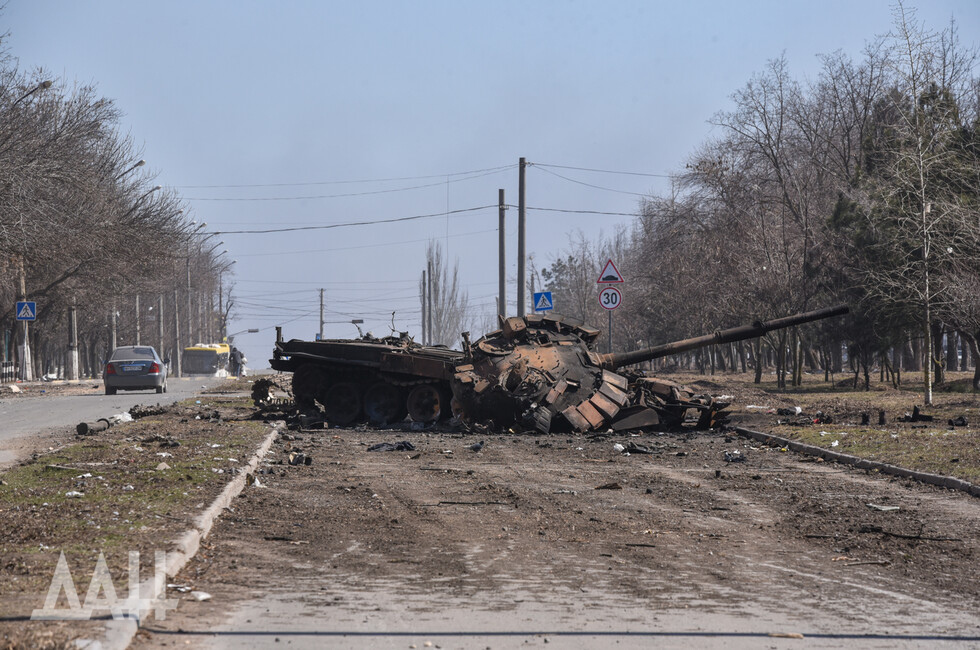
207 251 226 341
204 241 224 256
227 327 258 343
121 185 162 223
184 222 207 345
186 254 192 345
158 294 165 362
12 80 53 107
217 259 235 341
173 287 182 378
116 159 145 181
201 243 227 340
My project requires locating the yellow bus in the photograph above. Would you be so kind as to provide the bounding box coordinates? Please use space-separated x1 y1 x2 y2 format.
181 343 231 376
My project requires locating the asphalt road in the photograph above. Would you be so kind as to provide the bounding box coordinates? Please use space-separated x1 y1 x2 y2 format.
0 376 224 468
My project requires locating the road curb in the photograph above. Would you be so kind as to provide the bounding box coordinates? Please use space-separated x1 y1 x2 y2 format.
97 419 284 650
735 427 980 498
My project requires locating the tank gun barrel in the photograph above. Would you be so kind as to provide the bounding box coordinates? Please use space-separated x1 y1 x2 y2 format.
599 304 849 370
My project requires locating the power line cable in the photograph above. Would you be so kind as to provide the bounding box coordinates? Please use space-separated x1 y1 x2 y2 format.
234 228 497 258
214 205 494 235
183 168 510 201
532 165 650 197
235 278 418 286
534 162 672 178
176 164 516 189
217 202 631 239
516 205 639 217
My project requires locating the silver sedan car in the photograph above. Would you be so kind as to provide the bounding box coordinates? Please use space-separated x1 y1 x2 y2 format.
103 345 168 395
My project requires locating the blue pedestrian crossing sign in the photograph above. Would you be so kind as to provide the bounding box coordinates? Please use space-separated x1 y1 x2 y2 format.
16 301 37 321
533 291 554 312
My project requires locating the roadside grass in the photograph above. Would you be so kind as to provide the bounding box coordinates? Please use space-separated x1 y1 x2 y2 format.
0 395 269 599
671 369 980 485
777 425 980 482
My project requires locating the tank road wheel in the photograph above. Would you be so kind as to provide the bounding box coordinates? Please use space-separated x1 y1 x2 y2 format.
291 364 324 407
406 384 450 423
364 383 407 426
320 382 362 426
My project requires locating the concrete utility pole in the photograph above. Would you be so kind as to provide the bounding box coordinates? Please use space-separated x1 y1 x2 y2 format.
110 300 118 350
218 281 224 340
158 295 164 355
319 288 324 340
68 299 79 380
186 256 193 346
421 270 427 345
517 157 526 316
498 188 506 321
135 293 141 345
17 258 32 381
173 289 182 378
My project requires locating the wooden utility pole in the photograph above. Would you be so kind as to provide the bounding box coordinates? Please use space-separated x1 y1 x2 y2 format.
517 157 526 316
498 188 507 321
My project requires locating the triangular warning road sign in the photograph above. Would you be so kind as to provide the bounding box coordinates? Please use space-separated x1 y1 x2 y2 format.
596 259 624 283
535 293 553 310
17 303 35 319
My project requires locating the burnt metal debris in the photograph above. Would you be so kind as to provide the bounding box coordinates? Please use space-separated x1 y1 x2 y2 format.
270 304 848 433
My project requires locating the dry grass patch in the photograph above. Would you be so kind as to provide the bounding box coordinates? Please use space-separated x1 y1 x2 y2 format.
664 370 980 484
0 396 269 599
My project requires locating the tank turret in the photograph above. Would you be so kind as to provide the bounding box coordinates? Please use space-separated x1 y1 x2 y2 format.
450 304 848 433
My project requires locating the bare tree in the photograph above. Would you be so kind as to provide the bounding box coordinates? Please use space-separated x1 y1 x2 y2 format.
540 231 606 324
0 43 229 378
418 240 468 348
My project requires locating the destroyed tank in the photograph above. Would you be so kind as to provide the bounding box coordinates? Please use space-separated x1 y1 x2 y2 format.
271 329 463 425
271 304 848 431
450 304 849 433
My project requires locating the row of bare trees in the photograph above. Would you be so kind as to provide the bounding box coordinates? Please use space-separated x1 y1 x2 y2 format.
0 37 233 380
542 5 980 402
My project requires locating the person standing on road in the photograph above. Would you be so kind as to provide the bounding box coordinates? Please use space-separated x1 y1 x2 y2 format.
230 346 243 377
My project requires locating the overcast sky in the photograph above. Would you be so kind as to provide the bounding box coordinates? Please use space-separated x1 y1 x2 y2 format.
6 1 979 367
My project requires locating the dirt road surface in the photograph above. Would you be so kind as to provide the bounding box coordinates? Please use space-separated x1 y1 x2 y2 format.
132 419 980 650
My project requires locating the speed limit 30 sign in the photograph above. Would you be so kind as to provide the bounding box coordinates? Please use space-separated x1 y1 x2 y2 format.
599 286 622 310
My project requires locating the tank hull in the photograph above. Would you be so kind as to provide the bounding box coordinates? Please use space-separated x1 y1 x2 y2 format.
271 335 461 425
